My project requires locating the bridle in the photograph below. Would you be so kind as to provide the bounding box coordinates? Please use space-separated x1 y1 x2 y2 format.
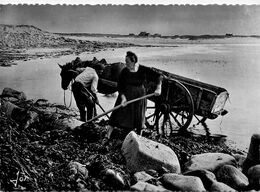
63 79 74 108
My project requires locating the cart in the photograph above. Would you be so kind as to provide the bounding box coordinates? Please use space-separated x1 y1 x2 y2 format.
144 66 229 136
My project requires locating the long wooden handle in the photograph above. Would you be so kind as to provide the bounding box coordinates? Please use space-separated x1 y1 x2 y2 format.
87 92 156 123
82 86 110 119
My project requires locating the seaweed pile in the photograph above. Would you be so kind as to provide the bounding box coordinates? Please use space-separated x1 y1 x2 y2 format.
0 98 241 191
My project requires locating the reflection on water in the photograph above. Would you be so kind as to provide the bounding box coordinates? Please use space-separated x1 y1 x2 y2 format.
1 41 260 150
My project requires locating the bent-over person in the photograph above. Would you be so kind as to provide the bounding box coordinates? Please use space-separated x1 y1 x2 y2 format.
72 64 104 121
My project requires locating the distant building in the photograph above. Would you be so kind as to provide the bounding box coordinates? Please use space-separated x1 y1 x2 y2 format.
225 33 233 37
152 33 162 37
138 31 150 37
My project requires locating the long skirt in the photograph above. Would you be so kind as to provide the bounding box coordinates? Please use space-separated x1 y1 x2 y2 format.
109 84 146 133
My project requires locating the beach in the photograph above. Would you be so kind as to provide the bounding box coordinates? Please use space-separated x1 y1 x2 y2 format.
1 37 260 150
1 3 260 190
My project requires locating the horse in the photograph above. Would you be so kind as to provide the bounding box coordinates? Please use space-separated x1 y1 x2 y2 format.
59 57 126 95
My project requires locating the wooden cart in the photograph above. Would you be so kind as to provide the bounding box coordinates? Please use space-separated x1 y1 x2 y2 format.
144 66 229 136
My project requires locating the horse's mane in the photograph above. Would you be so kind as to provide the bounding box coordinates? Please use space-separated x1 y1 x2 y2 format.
62 60 92 70
62 57 108 71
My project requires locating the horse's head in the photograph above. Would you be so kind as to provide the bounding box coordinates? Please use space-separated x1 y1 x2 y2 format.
59 64 78 90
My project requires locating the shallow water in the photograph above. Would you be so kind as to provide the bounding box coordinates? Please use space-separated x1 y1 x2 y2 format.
1 39 260 150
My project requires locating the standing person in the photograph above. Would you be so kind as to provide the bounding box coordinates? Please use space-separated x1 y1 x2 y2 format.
72 63 104 122
104 51 162 141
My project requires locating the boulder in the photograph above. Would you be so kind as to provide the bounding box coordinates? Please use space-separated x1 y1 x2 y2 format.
210 181 236 192
131 181 169 192
134 171 154 182
0 100 24 118
103 168 126 189
121 131 180 173
1 87 27 100
242 134 260 175
0 100 34 127
248 164 260 190
216 164 249 190
184 169 216 190
184 152 236 172
161 173 206 191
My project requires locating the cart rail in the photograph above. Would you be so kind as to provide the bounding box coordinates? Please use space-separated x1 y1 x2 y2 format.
149 66 229 119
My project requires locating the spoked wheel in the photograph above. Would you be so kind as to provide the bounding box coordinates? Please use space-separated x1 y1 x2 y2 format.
146 80 194 136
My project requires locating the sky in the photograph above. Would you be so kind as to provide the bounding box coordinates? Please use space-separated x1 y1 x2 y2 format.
0 2 260 35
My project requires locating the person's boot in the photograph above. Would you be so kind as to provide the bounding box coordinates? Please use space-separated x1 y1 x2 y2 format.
87 107 94 121
94 106 97 117
80 110 86 122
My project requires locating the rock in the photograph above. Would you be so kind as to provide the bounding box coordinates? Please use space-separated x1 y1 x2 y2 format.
184 152 236 172
0 100 29 123
248 165 260 190
131 181 169 192
121 131 180 173
183 169 216 190
210 181 236 192
242 134 260 175
1 87 27 100
134 171 155 182
233 153 247 170
161 173 206 191
216 164 249 190
68 161 89 180
103 168 126 189
0 100 21 117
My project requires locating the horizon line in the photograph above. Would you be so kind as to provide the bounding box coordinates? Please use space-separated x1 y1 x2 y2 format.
1 23 260 37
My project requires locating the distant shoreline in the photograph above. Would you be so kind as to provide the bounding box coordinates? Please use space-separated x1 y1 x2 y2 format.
1 24 260 68
55 32 260 40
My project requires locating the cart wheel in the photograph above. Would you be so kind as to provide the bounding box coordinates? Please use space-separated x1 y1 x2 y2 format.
146 80 194 136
